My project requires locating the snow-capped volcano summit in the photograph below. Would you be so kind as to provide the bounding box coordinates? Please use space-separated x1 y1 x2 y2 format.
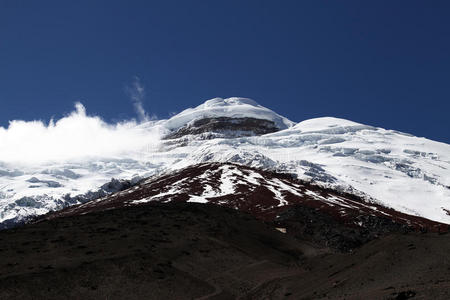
160 97 295 131
0 97 449 227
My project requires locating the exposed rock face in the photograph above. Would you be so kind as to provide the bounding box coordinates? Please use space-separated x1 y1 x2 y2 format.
164 117 280 139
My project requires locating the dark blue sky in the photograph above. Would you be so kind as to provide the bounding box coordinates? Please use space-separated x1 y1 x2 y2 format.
1 0 449 142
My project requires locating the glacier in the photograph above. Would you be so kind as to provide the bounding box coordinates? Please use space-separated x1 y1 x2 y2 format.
0 97 449 226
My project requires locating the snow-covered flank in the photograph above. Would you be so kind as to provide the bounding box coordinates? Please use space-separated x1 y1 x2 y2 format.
1 98 450 227
263 117 450 223
160 97 295 131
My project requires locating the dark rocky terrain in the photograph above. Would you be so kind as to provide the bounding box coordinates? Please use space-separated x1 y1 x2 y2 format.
164 117 280 139
0 203 310 299
0 202 450 299
2 163 450 299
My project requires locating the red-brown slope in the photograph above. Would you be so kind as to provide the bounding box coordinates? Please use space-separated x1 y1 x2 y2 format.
42 163 446 234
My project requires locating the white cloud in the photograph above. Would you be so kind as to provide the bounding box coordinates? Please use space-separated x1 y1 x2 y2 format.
0 102 165 165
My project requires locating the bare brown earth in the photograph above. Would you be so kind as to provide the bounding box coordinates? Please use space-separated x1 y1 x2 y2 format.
1 202 450 299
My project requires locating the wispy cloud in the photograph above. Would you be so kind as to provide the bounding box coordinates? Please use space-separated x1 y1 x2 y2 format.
126 76 150 122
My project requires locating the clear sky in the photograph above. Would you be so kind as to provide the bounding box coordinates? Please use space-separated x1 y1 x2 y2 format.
1 0 449 142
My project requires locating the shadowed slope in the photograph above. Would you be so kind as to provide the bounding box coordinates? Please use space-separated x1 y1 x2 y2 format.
1 202 450 299
0 203 314 299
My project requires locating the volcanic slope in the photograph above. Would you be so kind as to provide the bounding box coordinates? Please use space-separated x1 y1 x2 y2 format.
1 202 450 299
45 162 447 251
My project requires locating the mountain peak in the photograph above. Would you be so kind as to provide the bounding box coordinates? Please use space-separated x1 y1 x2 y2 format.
202 97 261 108
1 97 449 228
161 97 295 132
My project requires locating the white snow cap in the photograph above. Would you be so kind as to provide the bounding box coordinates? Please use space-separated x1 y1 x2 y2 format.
293 117 364 131
162 97 295 131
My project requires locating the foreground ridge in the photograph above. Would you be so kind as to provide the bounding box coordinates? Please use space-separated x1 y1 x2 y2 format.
41 163 448 250
2 202 450 299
